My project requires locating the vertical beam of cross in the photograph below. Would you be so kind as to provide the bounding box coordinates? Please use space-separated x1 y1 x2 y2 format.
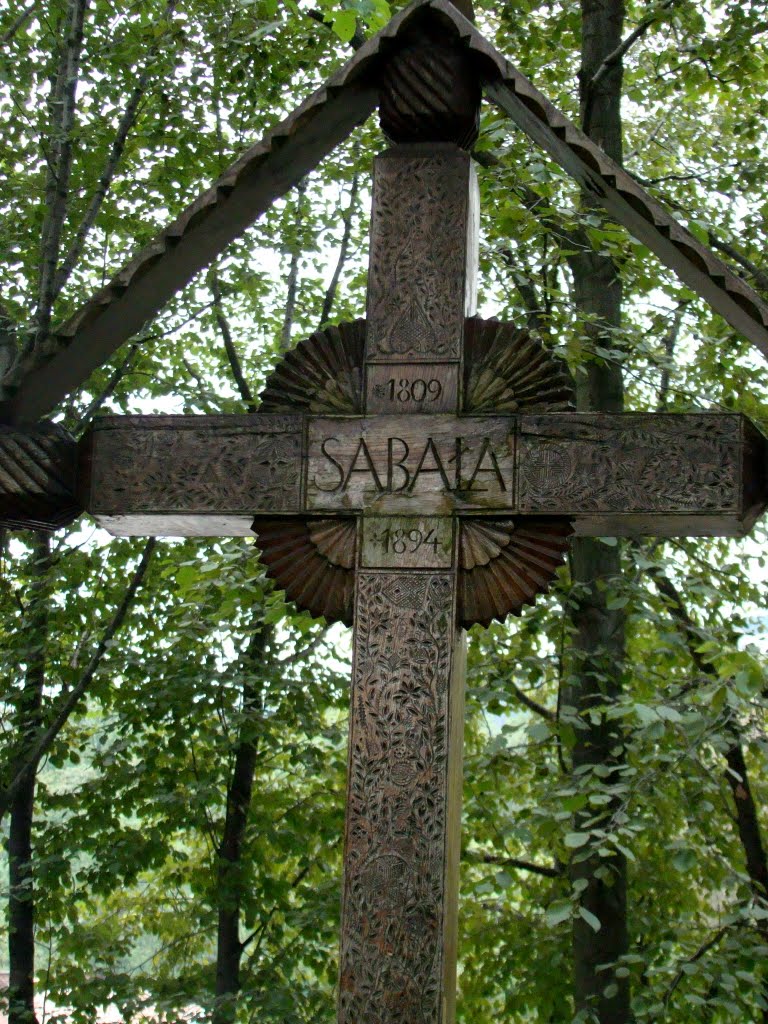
337 145 478 1024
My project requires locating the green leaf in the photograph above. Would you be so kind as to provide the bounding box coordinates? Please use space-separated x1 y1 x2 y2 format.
565 832 590 849
331 10 357 41
578 907 602 932
544 900 573 928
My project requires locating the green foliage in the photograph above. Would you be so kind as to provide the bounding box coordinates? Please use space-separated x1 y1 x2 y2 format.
0 0 768 1021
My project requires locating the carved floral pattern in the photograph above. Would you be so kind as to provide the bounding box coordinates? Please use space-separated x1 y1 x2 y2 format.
339 572 456 1024
518 415 741 513
367 154 469 361
89 418 302 514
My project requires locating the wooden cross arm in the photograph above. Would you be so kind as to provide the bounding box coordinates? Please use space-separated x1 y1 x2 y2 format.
1 412 764 538
0 423 80 530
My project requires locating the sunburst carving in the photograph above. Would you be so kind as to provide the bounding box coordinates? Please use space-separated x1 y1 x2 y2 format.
458 518 572 629
463 317 574 414
307 518 356 569
253 517 356 626
254 318 573 628
259 320 365 415
459 519 515 569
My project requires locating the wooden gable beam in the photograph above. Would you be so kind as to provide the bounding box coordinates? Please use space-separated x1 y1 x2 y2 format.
4 0 767 425
419 0 768 359
0 54 384 423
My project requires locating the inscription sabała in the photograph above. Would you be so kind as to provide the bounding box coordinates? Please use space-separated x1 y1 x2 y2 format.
306 416 516 514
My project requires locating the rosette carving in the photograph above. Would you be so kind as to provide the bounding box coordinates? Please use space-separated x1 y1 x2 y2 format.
259 320 365 415
254 517 356 626
254 318 574 626
458 517 572 628
463 316 575 413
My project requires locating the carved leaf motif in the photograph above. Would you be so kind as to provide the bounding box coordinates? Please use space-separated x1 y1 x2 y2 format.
367 155 469 360
339 572 455 1024
518 416 741 514
91 427 302 514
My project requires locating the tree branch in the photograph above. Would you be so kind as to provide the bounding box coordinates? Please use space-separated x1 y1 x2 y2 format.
509 680 557 722
72 340 141 436
54 75 149 297
724 741 768 902
511 181 592 264
586 0 678 97
497 247 546 332
657 302 687 410
209 269 257 413
305 8 366 50
0 538 156 822
239 861 315 954
53 0 178 299
663 925 729 1008
320 155 361 326
646 564 768 912
708 231 768 295
0 301 18 379
1 2 36 45
280 178 308 351
464 850 562 878
32 0 90 357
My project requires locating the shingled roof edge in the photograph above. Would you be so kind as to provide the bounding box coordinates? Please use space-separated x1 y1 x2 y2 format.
4 0 767 424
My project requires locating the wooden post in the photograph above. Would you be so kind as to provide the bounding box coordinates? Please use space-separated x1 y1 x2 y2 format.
338 144 477 1024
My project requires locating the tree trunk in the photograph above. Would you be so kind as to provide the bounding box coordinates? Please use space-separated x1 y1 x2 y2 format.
724 740 768 904
213 626 268 1024
650 570 768 1018
8 533 51 1024
567 1 630 1021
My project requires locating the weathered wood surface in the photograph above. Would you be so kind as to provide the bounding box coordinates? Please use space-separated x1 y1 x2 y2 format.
366 363 459 414
366 145 477 363
519 412 767 536
80 414 304 535
257 320 366 417
253 516 358 625
337 142 472 1024
0 423 78 531
306 415 516 515
1 411 763 536
361 516 454 569
339 568 465 1024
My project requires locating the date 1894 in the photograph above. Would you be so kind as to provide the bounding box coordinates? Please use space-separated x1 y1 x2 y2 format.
374 524 440 554
361 517 454 569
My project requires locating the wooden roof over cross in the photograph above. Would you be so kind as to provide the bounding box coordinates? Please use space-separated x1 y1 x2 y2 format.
2 0 768 425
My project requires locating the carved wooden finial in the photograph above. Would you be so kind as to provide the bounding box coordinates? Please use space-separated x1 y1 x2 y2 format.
378 25 482 149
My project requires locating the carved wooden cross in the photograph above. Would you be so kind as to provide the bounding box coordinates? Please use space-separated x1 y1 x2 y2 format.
3 25 768 1024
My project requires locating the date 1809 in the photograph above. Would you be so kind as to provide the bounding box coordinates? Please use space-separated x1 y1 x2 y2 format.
374 378 443 403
